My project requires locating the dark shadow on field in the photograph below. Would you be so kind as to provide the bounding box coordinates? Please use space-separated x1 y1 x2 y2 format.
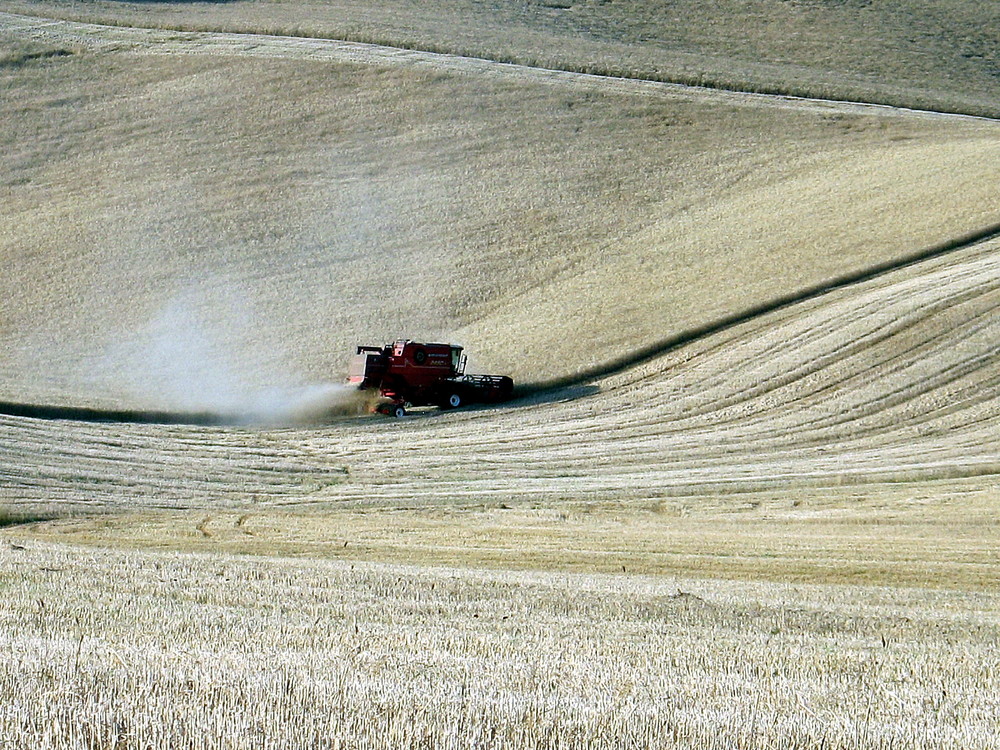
0 49 75 69
0 508 62 529
0 400 237 426
379 384 602 420
505 383 601 407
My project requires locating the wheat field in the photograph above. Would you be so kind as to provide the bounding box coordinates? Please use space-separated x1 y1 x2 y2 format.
3 2 1000 747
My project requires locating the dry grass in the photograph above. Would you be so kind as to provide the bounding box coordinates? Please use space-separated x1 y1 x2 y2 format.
3 542 1000 748
0 33 75 67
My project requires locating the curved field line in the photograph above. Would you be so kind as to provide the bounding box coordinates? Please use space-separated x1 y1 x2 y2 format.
0 401 238 426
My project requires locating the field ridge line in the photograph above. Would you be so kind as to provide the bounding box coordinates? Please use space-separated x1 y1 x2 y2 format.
2 11 998 124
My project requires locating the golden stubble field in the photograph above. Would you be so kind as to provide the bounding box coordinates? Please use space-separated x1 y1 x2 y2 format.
3 3 1000 747
3 542 1000 748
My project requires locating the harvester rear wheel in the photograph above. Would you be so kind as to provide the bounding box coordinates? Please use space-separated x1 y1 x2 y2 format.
391 404 406 418
442 391 463 409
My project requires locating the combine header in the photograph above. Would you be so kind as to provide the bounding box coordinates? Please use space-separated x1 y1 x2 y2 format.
348 340 513 417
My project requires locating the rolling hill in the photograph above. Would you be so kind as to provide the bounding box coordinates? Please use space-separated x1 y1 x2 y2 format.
2 6 1000 746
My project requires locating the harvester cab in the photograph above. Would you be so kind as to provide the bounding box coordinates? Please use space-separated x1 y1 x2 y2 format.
348 339 512 416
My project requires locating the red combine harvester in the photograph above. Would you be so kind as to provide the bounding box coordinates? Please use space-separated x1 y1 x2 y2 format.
348 340 514 417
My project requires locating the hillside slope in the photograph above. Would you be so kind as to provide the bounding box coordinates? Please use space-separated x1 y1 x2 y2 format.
2 15 999 410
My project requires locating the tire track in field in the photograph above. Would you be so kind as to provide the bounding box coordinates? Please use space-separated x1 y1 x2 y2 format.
684 287 1000 442
605 248 1000 432
518 221 1000 393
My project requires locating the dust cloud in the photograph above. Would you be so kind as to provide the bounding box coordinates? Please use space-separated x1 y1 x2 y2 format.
105 281 368 424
